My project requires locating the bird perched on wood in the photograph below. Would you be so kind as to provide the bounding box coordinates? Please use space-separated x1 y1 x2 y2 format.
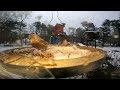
28 34 48 50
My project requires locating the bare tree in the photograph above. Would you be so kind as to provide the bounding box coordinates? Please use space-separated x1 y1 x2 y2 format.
12 11 32 46
0 11 15 22
33 15 43 35
28 24 36 34
68 27 76 35
35 15 42 21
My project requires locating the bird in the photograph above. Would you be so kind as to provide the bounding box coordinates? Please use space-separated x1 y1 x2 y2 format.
62 39 68 46
28 34 57 66
28 34 48 50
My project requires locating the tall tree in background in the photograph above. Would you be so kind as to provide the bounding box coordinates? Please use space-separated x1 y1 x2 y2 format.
33 15 54 36
0 11 20 43
101 19 113 46
41 23 47 35
13 11 31 46
35 15 42 21
33 21 42 34
47 24 54 35
0 11 14 22
28 24 36 34
68 27 76 35
110 18 120 46
33 15 42 35
101 19 120 46
76 28 85 43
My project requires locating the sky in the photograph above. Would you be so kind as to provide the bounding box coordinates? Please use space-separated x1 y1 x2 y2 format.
27 11 120 31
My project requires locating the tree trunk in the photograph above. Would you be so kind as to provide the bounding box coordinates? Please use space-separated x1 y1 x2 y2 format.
19 23 23 47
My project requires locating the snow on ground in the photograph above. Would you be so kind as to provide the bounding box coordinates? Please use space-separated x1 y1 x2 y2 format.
97 47 120 52
0 46 19 52
0 45 30 52
97 47 120 66
66 46 120 79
